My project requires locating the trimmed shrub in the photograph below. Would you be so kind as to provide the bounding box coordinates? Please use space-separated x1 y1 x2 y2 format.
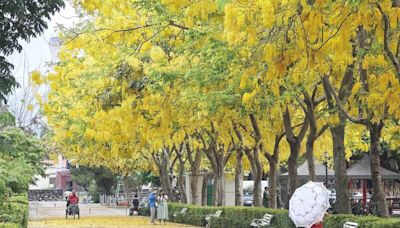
324 214 400 228
209 206 294 228
364 219 400 228
324 214 358 227
166 204 400 228
169 203 219 227
168 203 294 228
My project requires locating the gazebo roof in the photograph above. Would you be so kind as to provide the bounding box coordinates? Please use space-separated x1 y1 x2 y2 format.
281 160 334 178
346 154 400 180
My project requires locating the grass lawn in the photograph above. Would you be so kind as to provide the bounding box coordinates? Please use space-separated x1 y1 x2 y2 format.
28 216 200 228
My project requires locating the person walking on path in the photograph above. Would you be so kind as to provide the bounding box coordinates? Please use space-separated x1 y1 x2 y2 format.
149 189 157 224
263 187 269 208
130 194 140 215
157 190 169 224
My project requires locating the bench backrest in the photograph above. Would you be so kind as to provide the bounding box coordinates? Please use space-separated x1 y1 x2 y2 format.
343 222 359 228
262 213 273 224
215 210 222 217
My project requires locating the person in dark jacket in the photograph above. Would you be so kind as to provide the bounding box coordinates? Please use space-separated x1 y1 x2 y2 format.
131 194 139 215
263 187 269 208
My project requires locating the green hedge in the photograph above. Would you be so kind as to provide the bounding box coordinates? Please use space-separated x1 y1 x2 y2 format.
167 203 294 228
171 204 400 228
0 194 29 228
324 214 400 228
169 203 218 227
209 206 294 228
138 203 400 228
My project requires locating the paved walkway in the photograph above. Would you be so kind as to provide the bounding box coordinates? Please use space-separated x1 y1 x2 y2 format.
28 201 199 228
29 201 128 219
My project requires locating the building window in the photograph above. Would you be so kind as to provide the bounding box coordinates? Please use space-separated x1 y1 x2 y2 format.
49 177 55 185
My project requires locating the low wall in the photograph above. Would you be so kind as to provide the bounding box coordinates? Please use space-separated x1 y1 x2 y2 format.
28 189 64 201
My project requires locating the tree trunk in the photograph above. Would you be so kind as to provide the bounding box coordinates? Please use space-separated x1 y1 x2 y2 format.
211 152 226 207
265 135 282 209
276 168 283 208
249 114 264 207
153 149 173 200
212 173 219 206
160 169 170 195
303 92 318 181
322 46 355 213
253 152 263 207
201 122 232 207
217 171 225 206
268 159 278 209
305 138 316 181
330 123 352 214
190 174 200 205
235 148 244 206
178 155 187 203
369 123 389 217
186 139 202 205
287 145 299 202
283 108 308 204
201 173 208 206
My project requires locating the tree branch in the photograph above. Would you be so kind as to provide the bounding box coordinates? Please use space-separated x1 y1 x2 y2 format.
298 115 309 142
376 3 400 80
296 96 308 113
313 95 326 106
169 21 189 30
322 75 367 124
316 124 329 138
283 107 296 142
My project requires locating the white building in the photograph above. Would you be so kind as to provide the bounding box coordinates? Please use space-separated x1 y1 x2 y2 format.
29 154 69 190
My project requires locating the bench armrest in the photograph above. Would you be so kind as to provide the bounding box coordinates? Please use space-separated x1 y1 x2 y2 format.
250 218 263 226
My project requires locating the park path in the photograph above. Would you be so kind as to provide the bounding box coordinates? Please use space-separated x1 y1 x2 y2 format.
29 201 128 219
28 201 199 228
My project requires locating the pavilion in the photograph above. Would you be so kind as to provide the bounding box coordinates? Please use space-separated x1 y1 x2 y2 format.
280 155 400 209
347 154 400 209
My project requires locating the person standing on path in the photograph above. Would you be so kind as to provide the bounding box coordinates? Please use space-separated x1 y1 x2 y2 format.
149 189 157 224
130 194 140 215
157 190 169 224
263 187 269 208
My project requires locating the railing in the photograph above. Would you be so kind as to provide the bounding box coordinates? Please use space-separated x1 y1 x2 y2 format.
100 189 149 206
99 195 119 207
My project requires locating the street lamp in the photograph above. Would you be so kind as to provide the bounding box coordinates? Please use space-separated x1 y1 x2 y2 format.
324 151 329 188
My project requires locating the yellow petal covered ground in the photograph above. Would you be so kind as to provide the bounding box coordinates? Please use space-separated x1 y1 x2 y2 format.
28 216 200 228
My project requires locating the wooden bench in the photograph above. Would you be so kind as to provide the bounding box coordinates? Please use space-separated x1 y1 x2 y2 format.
343 221 359 228
250 213 273 227
172 207 188 217
205 210 222 228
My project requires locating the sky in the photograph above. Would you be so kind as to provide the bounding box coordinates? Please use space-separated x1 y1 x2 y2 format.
6 1 77 129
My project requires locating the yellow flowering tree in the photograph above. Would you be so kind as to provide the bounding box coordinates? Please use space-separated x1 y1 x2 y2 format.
37 0 400 215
